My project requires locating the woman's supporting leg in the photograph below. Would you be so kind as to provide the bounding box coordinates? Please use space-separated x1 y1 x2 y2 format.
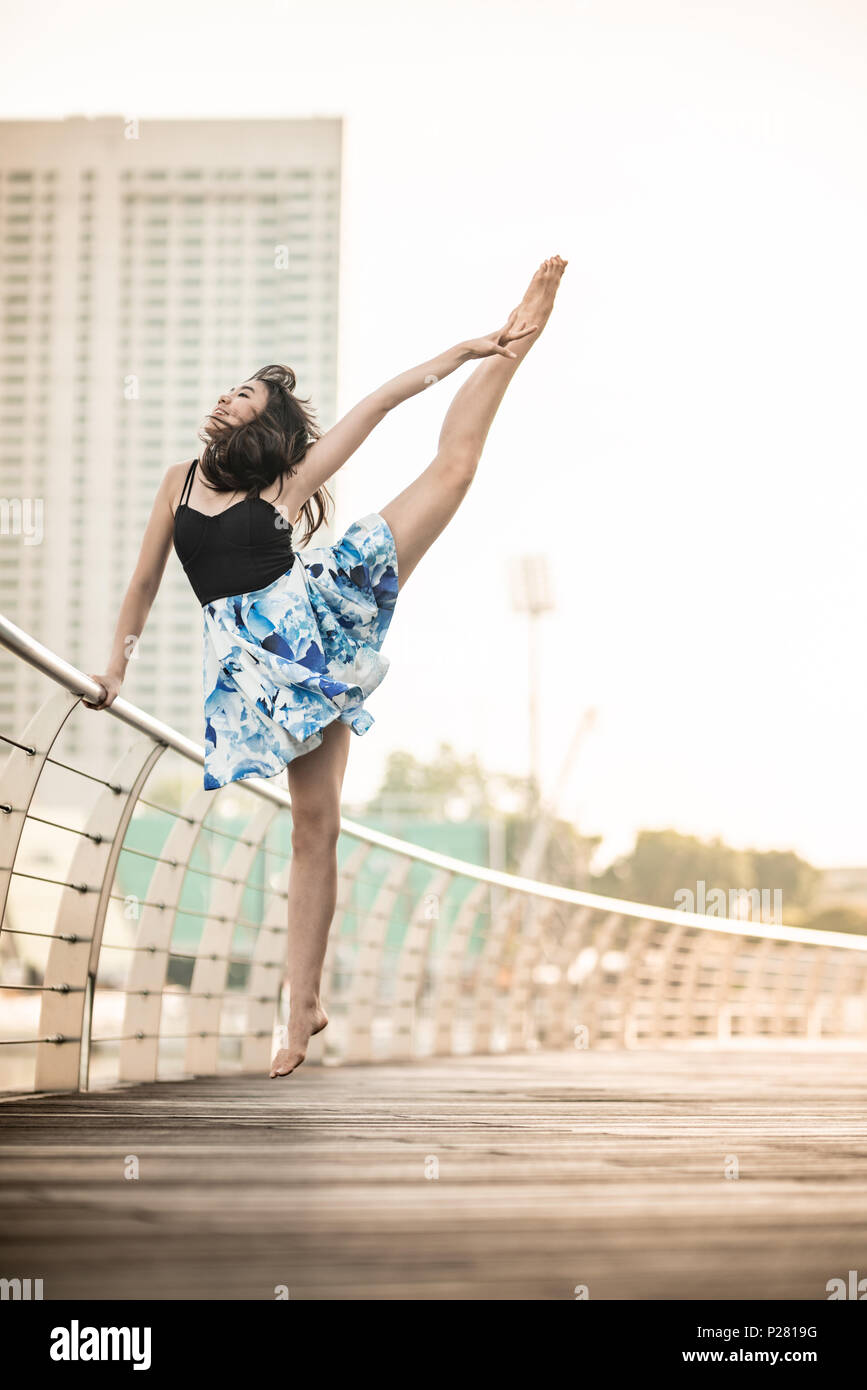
269 718 352 1077
380 257 566 588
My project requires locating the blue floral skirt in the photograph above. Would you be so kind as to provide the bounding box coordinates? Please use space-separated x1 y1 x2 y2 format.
201 512 399 790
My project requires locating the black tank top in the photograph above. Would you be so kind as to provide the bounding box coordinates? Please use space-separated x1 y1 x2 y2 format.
173 459 295 606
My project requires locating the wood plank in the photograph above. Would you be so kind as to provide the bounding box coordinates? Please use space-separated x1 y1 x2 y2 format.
1 1049 866 1300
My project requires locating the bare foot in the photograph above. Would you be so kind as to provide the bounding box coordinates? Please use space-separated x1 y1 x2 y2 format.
269 1001 329 1078
512 255 568 344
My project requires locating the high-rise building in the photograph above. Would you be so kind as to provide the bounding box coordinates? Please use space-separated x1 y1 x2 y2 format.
0 114 341 767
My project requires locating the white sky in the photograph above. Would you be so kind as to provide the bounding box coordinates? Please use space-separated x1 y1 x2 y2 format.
2 0 866 867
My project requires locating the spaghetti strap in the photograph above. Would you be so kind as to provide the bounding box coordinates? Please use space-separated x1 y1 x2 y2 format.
179 458 197 509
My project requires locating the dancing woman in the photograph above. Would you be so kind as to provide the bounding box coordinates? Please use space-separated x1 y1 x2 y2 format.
86 255 567 1077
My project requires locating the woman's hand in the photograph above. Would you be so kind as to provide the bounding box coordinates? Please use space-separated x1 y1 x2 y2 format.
83 673 123 711
461 309 539 361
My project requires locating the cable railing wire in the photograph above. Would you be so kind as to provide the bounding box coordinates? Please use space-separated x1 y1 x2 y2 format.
3 609 867 1093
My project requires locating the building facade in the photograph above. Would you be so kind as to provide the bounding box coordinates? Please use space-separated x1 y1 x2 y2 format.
0 114 341 766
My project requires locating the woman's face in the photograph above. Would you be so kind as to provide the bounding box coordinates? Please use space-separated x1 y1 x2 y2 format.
210 379 269 428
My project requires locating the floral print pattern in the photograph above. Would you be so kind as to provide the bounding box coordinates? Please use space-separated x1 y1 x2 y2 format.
200 512 399 790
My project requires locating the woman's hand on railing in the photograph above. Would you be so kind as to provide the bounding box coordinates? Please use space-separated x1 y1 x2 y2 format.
83 673 123 710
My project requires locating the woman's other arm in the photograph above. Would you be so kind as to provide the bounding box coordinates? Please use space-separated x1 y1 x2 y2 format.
84 462 184 710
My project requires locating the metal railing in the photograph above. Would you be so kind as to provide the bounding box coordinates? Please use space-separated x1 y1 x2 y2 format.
2 610 867 1095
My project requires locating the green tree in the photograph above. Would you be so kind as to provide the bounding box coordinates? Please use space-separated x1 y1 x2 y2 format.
748 849 821 914
365 742 599 889
366 742 524 818
592 829 820 916
803 905 867 937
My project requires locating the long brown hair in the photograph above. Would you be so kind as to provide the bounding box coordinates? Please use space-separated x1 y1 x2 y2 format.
196 364 333 546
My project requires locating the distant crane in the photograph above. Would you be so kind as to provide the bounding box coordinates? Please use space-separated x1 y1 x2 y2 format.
517 704 598 881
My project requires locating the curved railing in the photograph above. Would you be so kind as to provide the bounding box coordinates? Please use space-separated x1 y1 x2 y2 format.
2 611 867 1094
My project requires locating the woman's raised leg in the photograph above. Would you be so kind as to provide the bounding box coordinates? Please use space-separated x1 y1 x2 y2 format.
269 718 352 1077
380 257 567 588
268 257 567 1078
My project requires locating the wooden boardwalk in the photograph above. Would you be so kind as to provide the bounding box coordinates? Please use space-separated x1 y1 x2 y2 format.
2 1049 866 1300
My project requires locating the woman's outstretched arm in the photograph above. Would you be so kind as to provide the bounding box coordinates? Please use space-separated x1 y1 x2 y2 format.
288 314 537 510
84 463 181 710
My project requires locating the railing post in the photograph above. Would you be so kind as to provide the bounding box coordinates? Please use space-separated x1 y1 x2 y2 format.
644 920 687 1046
539 904 594 1049
613 917 655 1048
428 879 489 1056
311 840 373 1065
185 800 278 1077
119 787 214 1083
472 891 524 1054
240 842 290 1074
0 688 79 928
342 857 414 1063
390 868 453 1061
505 897 557 1051
36 719 167 1091
572 912 622 1051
